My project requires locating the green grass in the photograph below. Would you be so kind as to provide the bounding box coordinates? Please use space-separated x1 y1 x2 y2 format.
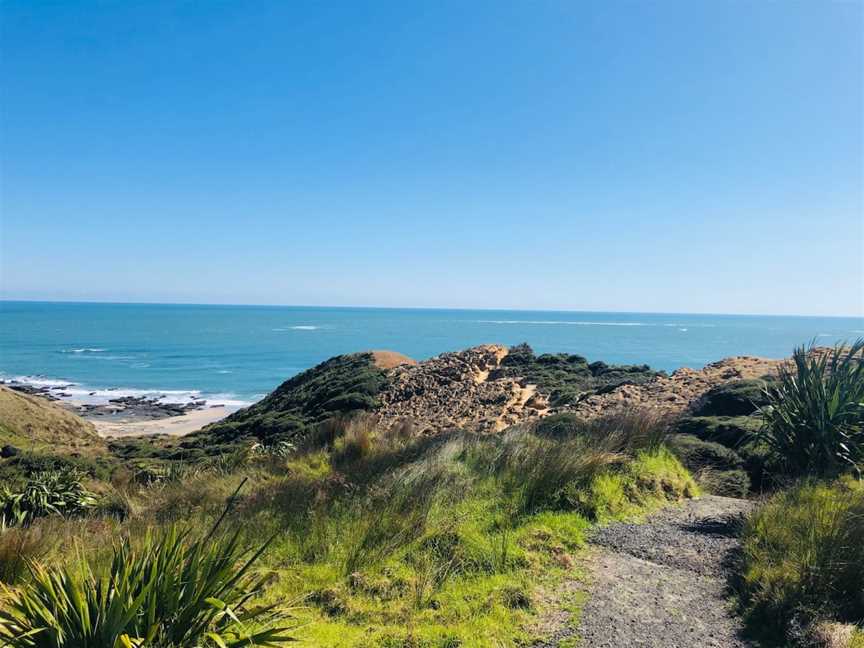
739 477 864 643
0 411 698 647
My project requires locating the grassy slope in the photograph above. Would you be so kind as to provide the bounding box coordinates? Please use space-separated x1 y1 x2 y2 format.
253 440 695 647
0 416 698 647
0 386 104 455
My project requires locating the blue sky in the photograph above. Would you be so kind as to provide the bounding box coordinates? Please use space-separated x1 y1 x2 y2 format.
1 1 861 316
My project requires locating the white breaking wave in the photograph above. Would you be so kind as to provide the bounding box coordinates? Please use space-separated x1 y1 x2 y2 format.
290 325 319 330
476 320 647 326
62 348 108 353
0 374 254 408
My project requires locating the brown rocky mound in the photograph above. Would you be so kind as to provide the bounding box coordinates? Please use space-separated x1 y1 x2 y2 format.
370 350 417 370
566 355 781 419
376 345 549 434
374 346 783 434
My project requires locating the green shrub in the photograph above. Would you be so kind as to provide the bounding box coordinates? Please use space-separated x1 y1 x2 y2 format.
740 478 864 639
0 524 294 647
667 434 744 472
675 415 762 448
531 409 669 452
759 340 864 477
695 468 751 498
0 469 96 527
691 379 773 417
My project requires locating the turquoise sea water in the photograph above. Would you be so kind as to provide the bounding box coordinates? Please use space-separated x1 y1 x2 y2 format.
1 301 862 406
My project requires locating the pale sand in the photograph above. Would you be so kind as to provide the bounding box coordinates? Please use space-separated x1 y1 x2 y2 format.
91 406 236 438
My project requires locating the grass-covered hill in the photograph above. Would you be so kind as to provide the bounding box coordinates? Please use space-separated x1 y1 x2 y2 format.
0 385 105 456
190 352 391 449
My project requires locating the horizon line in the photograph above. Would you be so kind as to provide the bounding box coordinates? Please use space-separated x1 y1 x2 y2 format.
1 297 862 320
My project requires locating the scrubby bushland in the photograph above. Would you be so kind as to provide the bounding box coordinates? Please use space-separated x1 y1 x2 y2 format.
759 340 864 478
491 343 660 407
0 512 295 647
738 478 864 644
191 353 389 447
675 415 762 448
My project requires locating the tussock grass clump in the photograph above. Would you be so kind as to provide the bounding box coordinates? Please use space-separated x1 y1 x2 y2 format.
740 477 864 641
0 524 54 585
760 340 864 478
493 410 687 517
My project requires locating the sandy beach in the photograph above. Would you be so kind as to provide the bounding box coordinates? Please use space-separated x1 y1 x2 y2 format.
89 406 236 437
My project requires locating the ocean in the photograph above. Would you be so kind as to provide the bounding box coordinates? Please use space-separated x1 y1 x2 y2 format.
1 301 862 407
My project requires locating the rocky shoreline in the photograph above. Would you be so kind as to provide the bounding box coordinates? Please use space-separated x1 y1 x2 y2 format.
0 380 217 423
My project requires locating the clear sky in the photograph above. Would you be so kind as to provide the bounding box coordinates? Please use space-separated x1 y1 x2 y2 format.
1 1 862 316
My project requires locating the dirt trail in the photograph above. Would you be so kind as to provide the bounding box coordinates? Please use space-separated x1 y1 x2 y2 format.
535 496 754 647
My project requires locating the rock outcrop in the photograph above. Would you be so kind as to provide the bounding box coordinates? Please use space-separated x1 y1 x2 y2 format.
376 344 548 433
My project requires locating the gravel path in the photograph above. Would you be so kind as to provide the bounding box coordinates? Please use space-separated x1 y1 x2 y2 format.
535 496 755 647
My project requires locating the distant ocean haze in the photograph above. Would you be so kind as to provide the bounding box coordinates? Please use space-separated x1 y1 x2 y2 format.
1 301 861 407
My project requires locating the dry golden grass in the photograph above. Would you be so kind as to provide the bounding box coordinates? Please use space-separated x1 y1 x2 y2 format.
0 386 106 456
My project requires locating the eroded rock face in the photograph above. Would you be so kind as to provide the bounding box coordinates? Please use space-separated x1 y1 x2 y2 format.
373 346 783 435
376 345 546 434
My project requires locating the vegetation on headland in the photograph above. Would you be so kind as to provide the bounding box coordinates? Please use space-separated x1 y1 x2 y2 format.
0 340 862 647
730 340 864 647
491 343 660 407
0 410 695 647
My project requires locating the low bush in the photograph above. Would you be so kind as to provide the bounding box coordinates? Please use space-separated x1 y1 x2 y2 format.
695 468 751 498
691 379 773 417
667 434 743 472
675 415 762 448
739 477 864 642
